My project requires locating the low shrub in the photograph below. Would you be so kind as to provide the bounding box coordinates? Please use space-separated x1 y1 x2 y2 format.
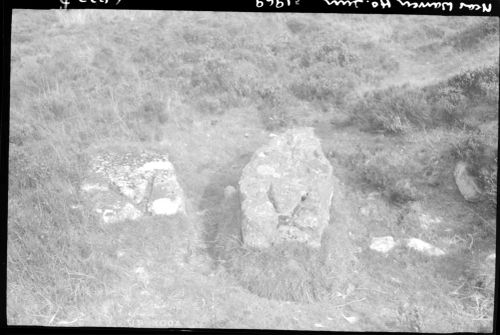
257 84 296 131
289 66 356 106
351 85 431 134
480 158 497 209
353 65 498 133
190 56 236 96
447 19 499 51
425 86 468 127
447 64 499 101
293 41 357 69
344 146 421 205
131 93 168 124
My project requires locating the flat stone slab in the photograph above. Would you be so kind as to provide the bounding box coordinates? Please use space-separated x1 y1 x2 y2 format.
81 150 185 225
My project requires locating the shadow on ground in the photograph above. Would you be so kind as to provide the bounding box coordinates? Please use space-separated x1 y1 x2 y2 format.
198 152 253 264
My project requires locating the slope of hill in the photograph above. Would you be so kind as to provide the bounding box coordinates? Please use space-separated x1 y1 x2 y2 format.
7 10 498 331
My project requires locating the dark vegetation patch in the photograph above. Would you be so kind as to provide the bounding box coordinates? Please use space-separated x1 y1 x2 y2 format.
446 19 499 51
351 64 499 134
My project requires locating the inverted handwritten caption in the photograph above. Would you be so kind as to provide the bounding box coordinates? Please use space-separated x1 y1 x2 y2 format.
60 0 122 9
256 0 301 8
322 0 492 12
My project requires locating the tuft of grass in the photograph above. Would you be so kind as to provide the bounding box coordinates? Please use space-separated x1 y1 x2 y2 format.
343 145 421 205
424 85 468 127
446 64 499 102
289 65 356 106
351 85 431 134
257 84 296 131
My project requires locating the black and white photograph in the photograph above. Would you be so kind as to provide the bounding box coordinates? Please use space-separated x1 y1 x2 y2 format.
6 4 499 332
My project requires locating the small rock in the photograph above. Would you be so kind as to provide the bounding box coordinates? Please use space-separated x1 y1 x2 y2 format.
102 202 142 224
486 253 496 261
81 183 109 192
405 238 445 256
81 151 186 224
370 236 397 253
341 313 358 324
454 161 482 202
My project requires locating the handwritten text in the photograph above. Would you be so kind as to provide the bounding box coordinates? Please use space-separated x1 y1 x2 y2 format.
396 0 453 11
460 2 492 12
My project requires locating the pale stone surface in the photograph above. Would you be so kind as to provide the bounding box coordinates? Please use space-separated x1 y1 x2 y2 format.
147 169 185 216
454 161 482 202
239 127 334 249
81 182 109 192
102 202 142 224
369 236 446 256
81 150 185 225
150 197 184 216
418 213 442 230
405 238 446 256
369 236 397 253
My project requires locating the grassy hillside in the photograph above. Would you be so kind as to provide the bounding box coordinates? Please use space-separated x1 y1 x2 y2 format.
8 10 498 331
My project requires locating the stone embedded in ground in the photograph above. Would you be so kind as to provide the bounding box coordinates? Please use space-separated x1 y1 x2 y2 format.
454 161 482 202
102 202 143 224
149 197 183 216
138 160 185 216
239 127 334 249
81 180 143 224
81 150 185 225
405 238 445 256
369 236 397 253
